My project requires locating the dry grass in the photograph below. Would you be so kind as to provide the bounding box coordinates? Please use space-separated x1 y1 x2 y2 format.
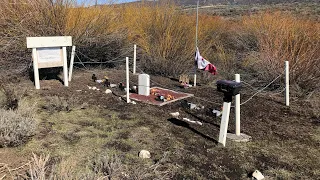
0 1 319 90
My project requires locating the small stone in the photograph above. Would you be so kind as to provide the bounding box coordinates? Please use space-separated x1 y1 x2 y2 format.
252 170 264 180
110 84 117 88
131 101 136 104
92 87 97 90
212 110 222 117
189 103 197 109
87 86 92 89
105 89 112 94
170 112 180 118
139 150 151 159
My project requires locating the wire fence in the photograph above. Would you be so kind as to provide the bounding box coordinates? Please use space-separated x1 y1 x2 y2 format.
73 49 290 108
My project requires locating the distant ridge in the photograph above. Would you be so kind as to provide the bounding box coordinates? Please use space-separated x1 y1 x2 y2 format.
92 0 318 7
175 0 318 6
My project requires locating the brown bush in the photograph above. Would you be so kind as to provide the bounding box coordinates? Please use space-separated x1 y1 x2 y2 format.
0 109 37 147
242 12 320 91
1 1 319 92
41 95 81 113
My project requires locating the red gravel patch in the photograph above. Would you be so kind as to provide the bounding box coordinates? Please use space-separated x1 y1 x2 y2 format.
129 87 193 106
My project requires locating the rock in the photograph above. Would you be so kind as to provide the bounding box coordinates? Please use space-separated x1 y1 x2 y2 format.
96 79 103 83
105 89 112 94
76 90 82 92
87 86 92 89
189 103 197 109
182 118 203 125
252 170 264 180
97 89 100 91
139 150 151 159
110 84 117 88
92 86 97 90
212 110 222 117
170 112 180 118
131 101 136 104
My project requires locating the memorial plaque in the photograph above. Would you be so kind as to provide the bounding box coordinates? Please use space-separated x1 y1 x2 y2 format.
37 47 63 68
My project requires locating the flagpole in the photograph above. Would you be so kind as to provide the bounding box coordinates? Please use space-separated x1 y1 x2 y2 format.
194 0 199 87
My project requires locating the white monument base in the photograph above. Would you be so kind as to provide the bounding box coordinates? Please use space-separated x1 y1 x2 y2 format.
226 133 251 142
138 74 150 96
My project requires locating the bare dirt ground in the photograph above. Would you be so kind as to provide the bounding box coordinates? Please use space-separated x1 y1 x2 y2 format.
0 68 319 179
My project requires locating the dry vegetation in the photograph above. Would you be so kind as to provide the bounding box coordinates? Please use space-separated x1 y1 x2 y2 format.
0 0 319 179
0 0 319 91
0 86 37 148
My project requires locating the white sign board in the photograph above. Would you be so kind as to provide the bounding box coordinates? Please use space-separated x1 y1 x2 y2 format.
27 36 72 89
37 47 63 68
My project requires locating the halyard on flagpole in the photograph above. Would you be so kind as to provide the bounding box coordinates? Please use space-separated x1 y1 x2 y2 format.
194 0 199 87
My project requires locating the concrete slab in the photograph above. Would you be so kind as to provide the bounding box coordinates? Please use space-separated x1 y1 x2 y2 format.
227 133 251 142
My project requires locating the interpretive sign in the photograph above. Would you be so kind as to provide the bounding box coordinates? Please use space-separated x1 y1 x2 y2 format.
26 36 72 89
37 47 63 68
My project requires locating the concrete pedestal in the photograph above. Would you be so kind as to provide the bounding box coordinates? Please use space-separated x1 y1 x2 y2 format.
138 74 150 96
227 133 251 142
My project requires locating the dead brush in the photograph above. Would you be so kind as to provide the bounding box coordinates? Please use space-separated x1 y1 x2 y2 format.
129 151 177 180
0 0 71 72
242 12 320 91
0 85 19 110
0 108 37 147
28 153 51 180
121 2 196 76
90 154 128 180
41 95 80 113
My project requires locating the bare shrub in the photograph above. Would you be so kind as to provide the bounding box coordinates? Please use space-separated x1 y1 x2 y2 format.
0 109 37 147
122 2 196 76
0 85 19 110
41 95 80 113
0 0 130 74
128 152 177 180
28 153 51 180
90 154 129 180
242 12 320 91
0 0 72 73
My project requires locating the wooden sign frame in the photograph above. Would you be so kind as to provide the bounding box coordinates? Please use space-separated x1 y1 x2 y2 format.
26 36 72 89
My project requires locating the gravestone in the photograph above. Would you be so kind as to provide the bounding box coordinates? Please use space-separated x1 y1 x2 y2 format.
138 74 150 96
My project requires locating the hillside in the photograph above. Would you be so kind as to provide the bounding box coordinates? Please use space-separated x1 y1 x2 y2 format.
176 0 319 6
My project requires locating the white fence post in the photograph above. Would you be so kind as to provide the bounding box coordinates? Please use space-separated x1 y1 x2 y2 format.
126 57 130 103
68 46 76 82
133 44 137 74
285 61 289 106
218 102 231 147
235 74 240 136
62 47 69 87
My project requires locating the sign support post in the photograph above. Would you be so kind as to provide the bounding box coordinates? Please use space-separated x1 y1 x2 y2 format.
32 48 40 89
69 46 76 81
